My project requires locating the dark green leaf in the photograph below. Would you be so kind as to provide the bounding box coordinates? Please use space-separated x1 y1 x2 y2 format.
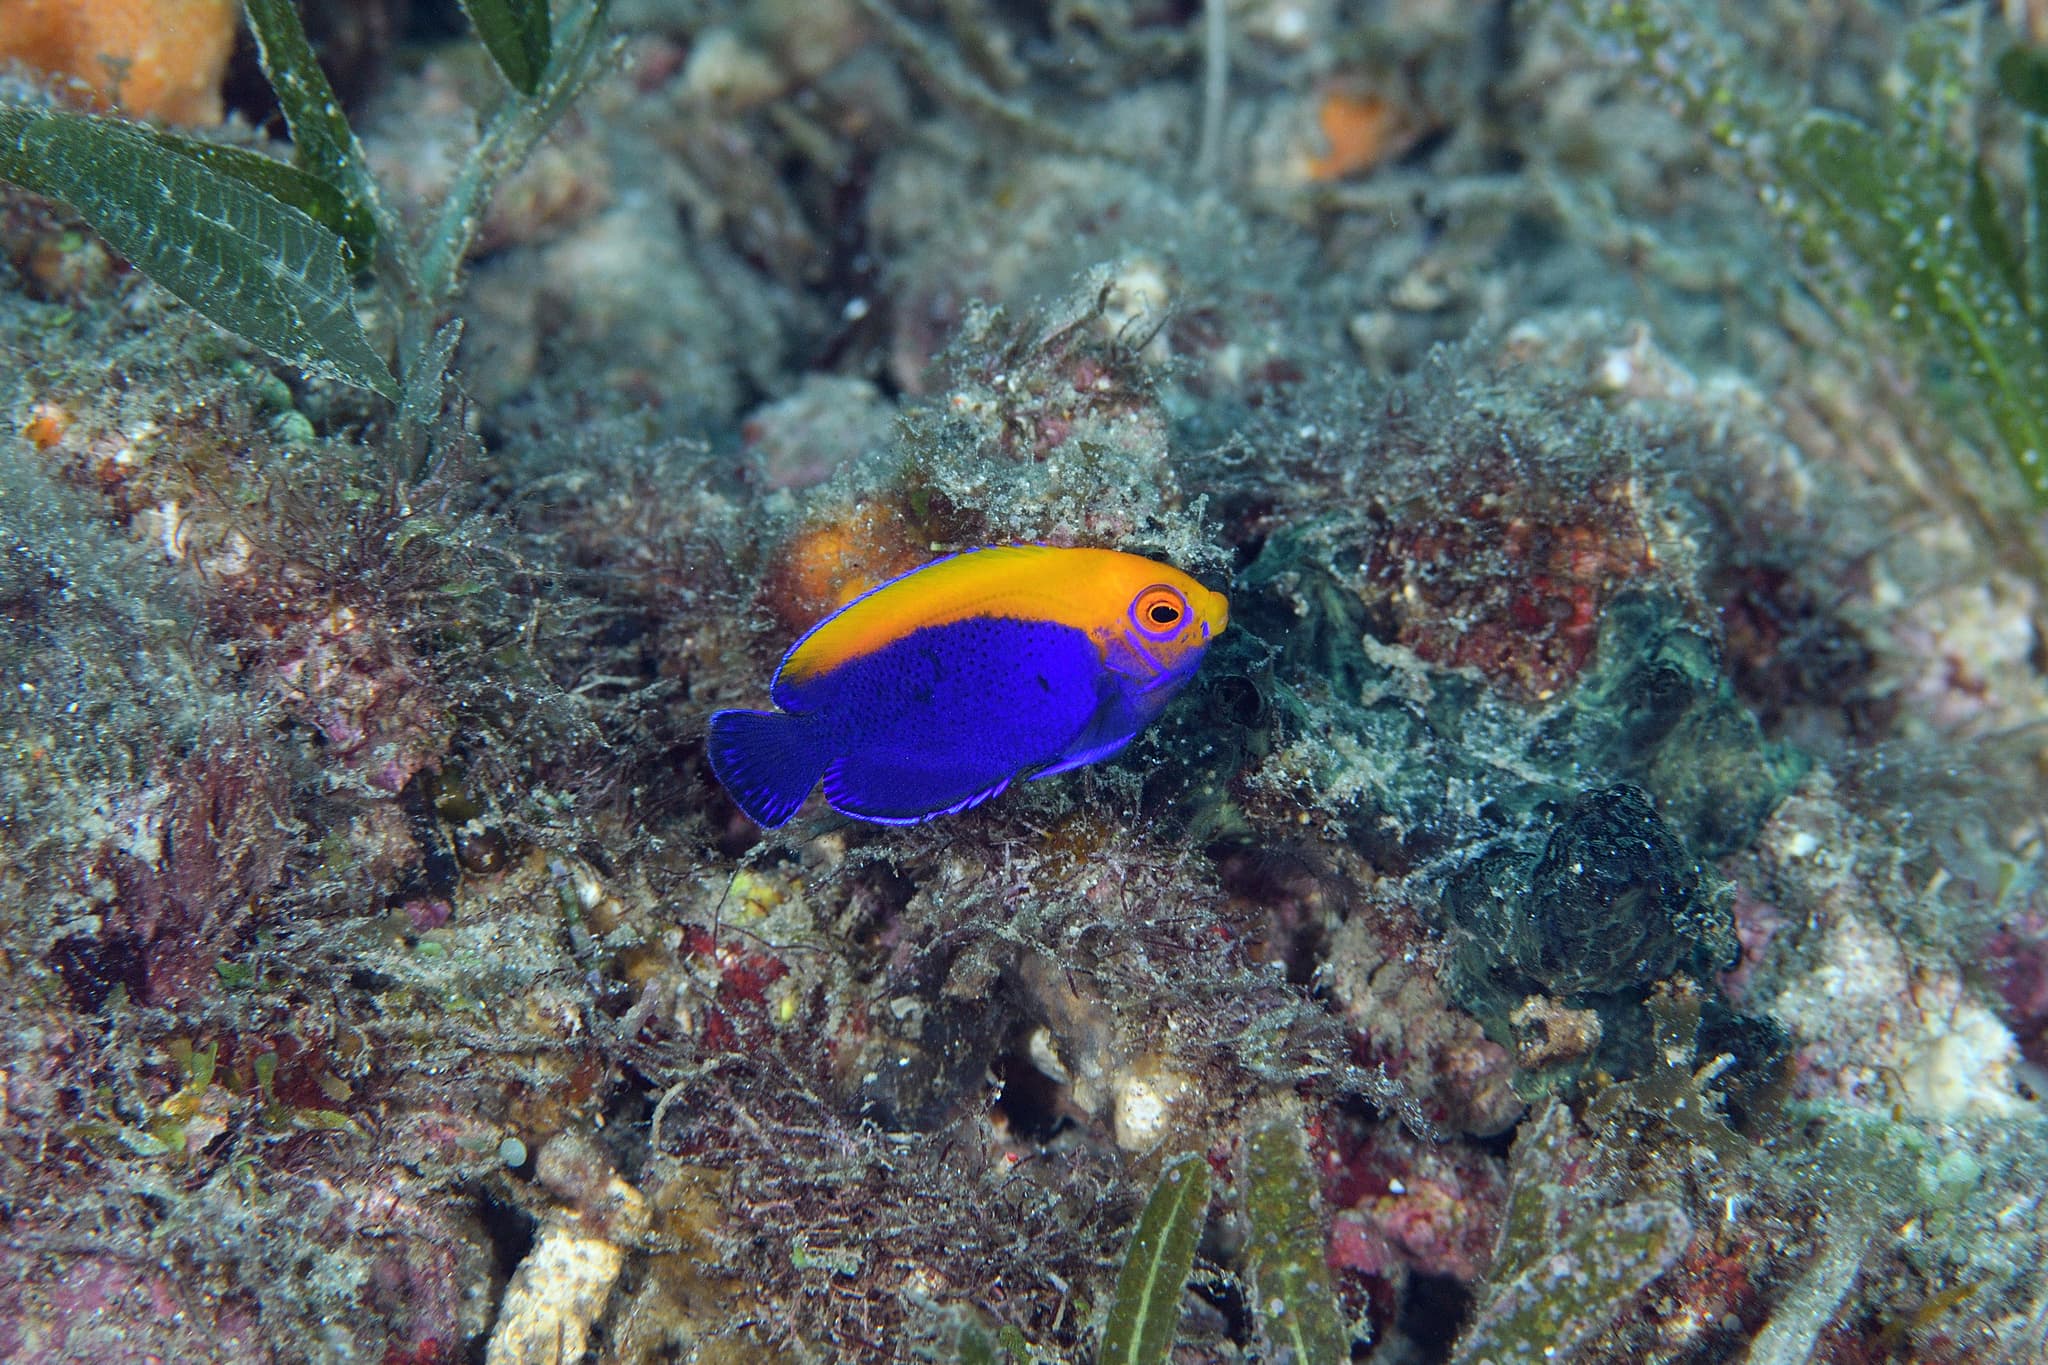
1101 1155 1210 1365
462 0 555 96
2029 121 2048 322
1968 158 2025 308
396 318 466 478
185 1041 218 1094
143 131 376 266
1899 16 1974 166
0 107 396 397
1999 46 2048 120
416 0 618 303
242 0 382 221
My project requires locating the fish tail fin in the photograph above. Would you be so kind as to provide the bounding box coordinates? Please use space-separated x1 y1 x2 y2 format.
708 709 825 828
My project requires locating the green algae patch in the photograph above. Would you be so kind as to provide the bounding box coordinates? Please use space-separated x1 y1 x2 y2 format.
1453 1104 1692 1365
1244 1120 1349 1365
1101 1154 1211 1365
1451 1197 1689 1365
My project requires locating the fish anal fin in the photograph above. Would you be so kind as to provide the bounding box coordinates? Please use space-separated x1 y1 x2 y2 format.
821 754 1012 825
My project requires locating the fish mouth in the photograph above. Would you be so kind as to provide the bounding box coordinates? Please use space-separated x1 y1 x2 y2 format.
1198 586 1229 637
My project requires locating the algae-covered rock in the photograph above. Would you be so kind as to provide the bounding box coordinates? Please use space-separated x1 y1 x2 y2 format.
1552 594 1811 859
1441 780 1758 1090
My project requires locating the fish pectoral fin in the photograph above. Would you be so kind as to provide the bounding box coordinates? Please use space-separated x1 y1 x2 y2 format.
1026 732 1134 780
1096 631 1160 684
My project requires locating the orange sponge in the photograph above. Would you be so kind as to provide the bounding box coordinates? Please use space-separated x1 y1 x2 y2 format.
1306 90 1399 182
0 0 239 125
763 502 930 634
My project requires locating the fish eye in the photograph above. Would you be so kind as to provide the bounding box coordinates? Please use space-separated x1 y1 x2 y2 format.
1131 585 1188 639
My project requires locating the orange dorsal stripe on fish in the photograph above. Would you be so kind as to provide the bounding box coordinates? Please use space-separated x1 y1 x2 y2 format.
776 545 1228 691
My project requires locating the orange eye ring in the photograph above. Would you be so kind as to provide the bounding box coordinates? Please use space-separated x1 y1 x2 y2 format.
1131 585 1189 639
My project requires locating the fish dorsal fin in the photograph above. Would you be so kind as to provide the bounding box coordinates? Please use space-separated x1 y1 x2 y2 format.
774 544 1119 700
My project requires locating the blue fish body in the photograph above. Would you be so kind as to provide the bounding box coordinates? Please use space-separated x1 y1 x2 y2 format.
708 546 1228 827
